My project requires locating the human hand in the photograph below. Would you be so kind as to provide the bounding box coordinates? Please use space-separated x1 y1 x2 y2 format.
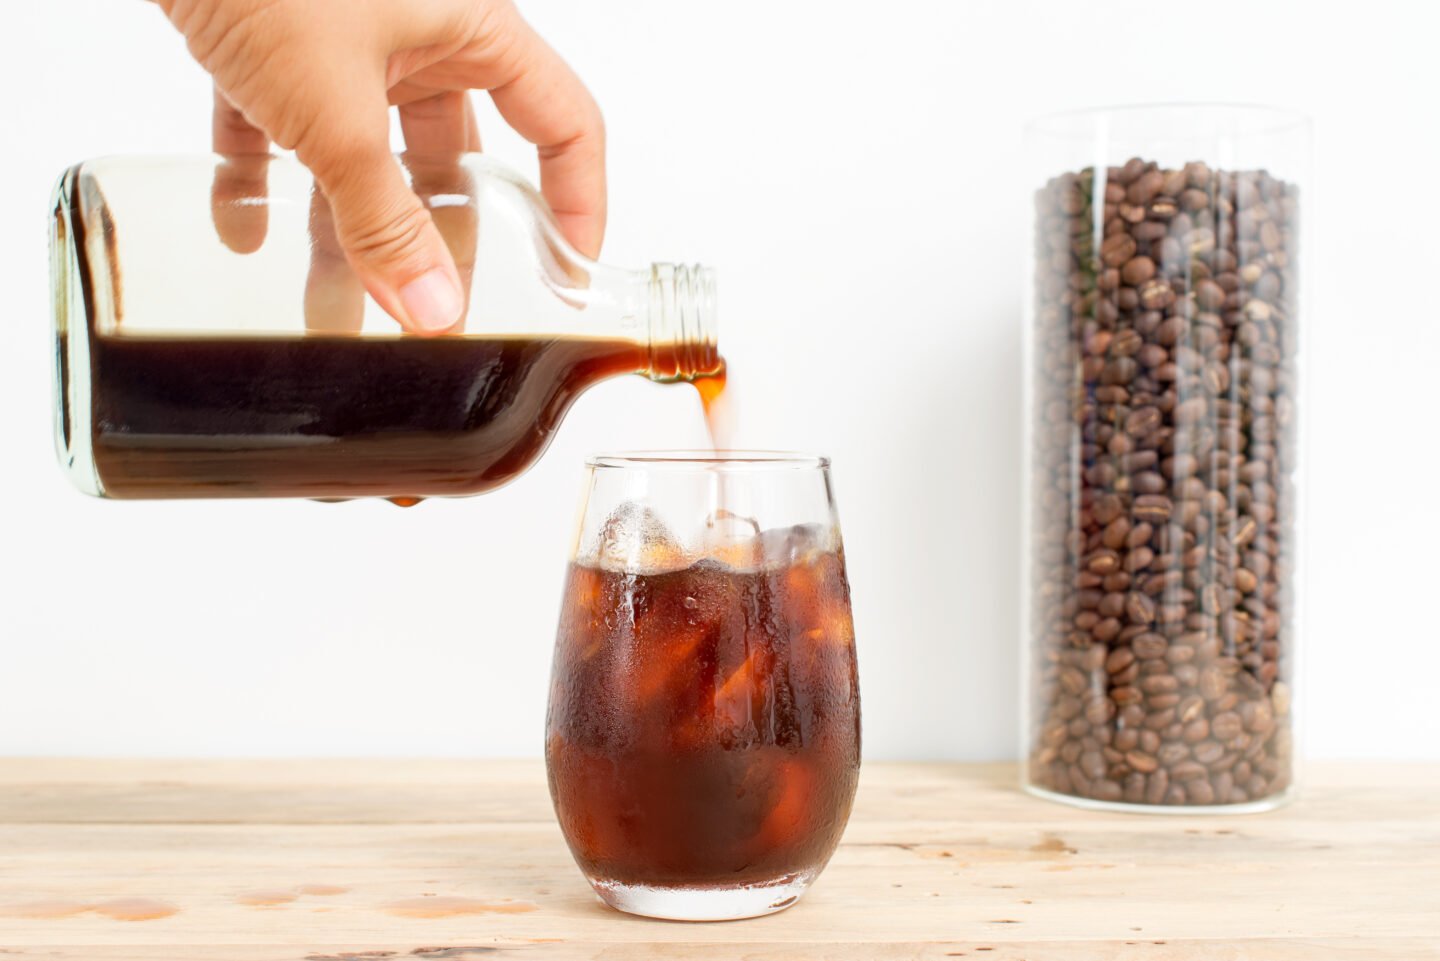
160 0 605 333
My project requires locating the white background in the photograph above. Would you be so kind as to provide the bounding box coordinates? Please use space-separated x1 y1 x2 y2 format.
2 1 1437 761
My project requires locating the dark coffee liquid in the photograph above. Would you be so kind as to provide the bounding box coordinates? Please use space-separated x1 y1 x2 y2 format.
547 550 860 887
88 333 649 499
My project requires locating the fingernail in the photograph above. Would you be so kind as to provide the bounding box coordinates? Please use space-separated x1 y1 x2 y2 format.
399 267 463 332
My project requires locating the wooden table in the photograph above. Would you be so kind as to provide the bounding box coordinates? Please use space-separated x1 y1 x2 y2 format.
0 760 1436 959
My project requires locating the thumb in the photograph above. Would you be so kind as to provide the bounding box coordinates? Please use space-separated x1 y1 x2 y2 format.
300 126 464 334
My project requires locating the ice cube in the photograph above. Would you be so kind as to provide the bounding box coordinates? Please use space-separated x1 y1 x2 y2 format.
703 509 763 569
758 523 833 567
594 502 688 573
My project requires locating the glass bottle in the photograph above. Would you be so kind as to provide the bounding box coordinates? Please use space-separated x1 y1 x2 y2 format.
50 154 719 500
1021 105 1310 812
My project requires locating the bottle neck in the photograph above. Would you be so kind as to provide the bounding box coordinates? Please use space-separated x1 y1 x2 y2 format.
644 263 719 382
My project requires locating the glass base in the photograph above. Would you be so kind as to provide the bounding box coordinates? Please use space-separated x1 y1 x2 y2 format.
1023 781 1297 815
589 872 815 921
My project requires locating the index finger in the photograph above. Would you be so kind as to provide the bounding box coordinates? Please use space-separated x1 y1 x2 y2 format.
484 18 606 259
211 86 271 254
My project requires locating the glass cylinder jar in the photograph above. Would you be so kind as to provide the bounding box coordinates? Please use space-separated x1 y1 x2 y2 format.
49 154 719 501
1021 105 1309 812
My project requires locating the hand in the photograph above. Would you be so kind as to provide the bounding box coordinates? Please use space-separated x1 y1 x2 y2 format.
160 0 605 333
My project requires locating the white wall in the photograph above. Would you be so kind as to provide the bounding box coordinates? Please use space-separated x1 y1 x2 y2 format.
2 1 1437 760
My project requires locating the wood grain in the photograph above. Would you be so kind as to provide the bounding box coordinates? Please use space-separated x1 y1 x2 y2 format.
0 760 1436 959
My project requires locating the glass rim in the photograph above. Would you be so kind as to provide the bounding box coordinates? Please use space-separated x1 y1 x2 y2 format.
587 450 830 471
1026 102 1312 138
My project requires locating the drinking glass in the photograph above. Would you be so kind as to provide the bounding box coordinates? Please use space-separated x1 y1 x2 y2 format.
545 452 861 921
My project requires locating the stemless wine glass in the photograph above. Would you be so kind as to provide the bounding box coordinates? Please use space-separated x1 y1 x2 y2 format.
545 452 861 921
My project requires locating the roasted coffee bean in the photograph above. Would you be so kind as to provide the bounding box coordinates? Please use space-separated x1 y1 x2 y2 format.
1187 778 1216 805
1145 767 1170 804
1092 778 1124 802
1157 742 1190 767
1105 647 1136 674
1127 170 1165 205
1101 517 1131 550
1126 406 1162 436
1211 712 1244 741
1125 750 1159 774
1133 495 1174 523
1132 632 1168 660
1101 232 1139 267
1111 328 1144 357
1121 255 1157 286
1171 760 1207 781
1177 694 1206 724
1138 278 1176 309
1125 522 1154 548
1125 592 1156 624
1030 159 1296 807
1084 696 1116 725
1093 617 1123 642
1194 278 1226 310
1154 321 1186 353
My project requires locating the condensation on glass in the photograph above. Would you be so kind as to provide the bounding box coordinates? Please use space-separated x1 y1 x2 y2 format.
1021 105 1310 812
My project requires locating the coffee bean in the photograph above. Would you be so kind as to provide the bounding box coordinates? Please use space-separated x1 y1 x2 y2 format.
1111 328 1144 357
1123 547 1155 573
1105 647 1136 674
1173 397 1208 424
1125 522 1154 549
1133 495 1174 523
1145 767 1170 804
1125 406 1162 436
1138 278 1176 309
1132 633 1168 660
1121 256 1157 286
1177 694 1205 724
1087 549 1121 574
1195 279 1226 310
1140 674 1179 695
1030 159 1296 808
1084 696 1115 726
1125 592 1156 624
1127 170 1165 205
1126 750 1159 774
1171 760 1207 781
1180 187 1209 211
1130 471 1165 495
1103 517 1132 550
1137 344 1168 368
1211 712 1244 741
1092 778 1124 802
1119 202 1147 224
1187 778 1216 805
1101 233 1139 267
